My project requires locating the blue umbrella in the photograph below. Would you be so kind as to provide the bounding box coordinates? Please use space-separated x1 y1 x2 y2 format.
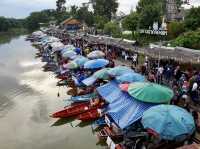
108 66 134 77
73 56 89 67
142 105 195 141
84 59 109 69
116 73 145 83
75 48 81 54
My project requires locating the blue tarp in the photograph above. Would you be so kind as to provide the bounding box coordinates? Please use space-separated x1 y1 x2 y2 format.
97 81 156 129
97 81 121 103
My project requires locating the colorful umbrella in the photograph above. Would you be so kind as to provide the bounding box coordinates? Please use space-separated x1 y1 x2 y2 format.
108 66 134 77
73 56 89 67
93 68 111 80
128 82 174 103
63 62 78 69
116 73 145 83
84 59 109 69
142 105 195 141
87 50 105 59
62 51 77 59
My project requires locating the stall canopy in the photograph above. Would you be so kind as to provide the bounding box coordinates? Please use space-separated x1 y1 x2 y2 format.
97 81 155 129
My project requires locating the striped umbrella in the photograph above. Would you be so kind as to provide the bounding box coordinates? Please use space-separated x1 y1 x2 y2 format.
93 68 111 80
128 82 174 103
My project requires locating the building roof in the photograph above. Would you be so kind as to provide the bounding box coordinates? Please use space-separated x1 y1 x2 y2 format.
61 18 81 26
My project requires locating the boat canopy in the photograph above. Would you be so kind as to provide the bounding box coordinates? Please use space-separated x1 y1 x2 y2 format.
97 81 156 129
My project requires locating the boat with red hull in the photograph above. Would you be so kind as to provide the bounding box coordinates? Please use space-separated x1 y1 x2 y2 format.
77 109 100 121
51 102 102 118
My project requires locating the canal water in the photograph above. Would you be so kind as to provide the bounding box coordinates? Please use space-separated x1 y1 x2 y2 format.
0 36 103 149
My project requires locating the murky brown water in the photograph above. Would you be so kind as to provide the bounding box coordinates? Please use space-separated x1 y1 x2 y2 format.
0 36 103 149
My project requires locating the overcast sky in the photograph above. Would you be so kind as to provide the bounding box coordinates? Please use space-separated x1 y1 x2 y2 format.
0 0 199 18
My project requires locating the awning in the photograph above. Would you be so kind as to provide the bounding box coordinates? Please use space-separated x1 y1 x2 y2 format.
97 81 122 103
107 92 155 129
97 81 156 129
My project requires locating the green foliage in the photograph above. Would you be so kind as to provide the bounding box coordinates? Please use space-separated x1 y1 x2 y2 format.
184 7 200 30
25 9 58 31
92 0 118 21
56 0 66 13
70 6 94 27
104 21 121 37
0 17 24 32
122 12 139 31
137 0 164 29
168 21 185 38
94 15 109 29
172 29 200 50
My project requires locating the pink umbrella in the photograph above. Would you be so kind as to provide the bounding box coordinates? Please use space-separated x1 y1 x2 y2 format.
119 83 129 92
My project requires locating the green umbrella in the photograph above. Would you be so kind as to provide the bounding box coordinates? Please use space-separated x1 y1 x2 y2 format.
93 68 111 80
128 82 174 103
63 61 78 69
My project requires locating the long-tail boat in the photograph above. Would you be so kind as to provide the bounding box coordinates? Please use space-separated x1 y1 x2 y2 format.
51 102 102 118
77 109 100 121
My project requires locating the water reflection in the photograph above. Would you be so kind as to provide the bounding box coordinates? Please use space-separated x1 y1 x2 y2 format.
0 36 102 149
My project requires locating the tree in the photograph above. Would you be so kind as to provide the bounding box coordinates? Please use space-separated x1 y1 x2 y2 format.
104 21 121 37
136 0 164 29
94 15 108 29
0 17 10 32
172 29 200 50
92 0 118 21
168 21 185 38
24 9 58 31
70 5 78 18
75 7 94 27
56 0 66 13
122 12 139 32
184 7 200 30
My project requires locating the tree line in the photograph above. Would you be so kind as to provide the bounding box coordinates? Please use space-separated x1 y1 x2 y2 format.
0 0 200 49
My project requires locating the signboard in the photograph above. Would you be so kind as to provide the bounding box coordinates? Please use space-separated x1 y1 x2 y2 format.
139 20 168 36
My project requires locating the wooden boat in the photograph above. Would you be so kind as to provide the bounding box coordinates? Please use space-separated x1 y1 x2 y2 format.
51 102 102 118
77 109 100 121
97 126 123 141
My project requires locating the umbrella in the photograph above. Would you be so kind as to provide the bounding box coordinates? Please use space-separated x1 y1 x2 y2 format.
75 48 81 54
73 56 89 67
65 44 76 51
93 68 111 80
142 105 195 141
119 83 129 92
128 82 174 103
62 51 77 59
87 50 105 59
116 73 145 83
63 62 78 69
84 59 109 69
51 42 64 52
108 66 134 77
